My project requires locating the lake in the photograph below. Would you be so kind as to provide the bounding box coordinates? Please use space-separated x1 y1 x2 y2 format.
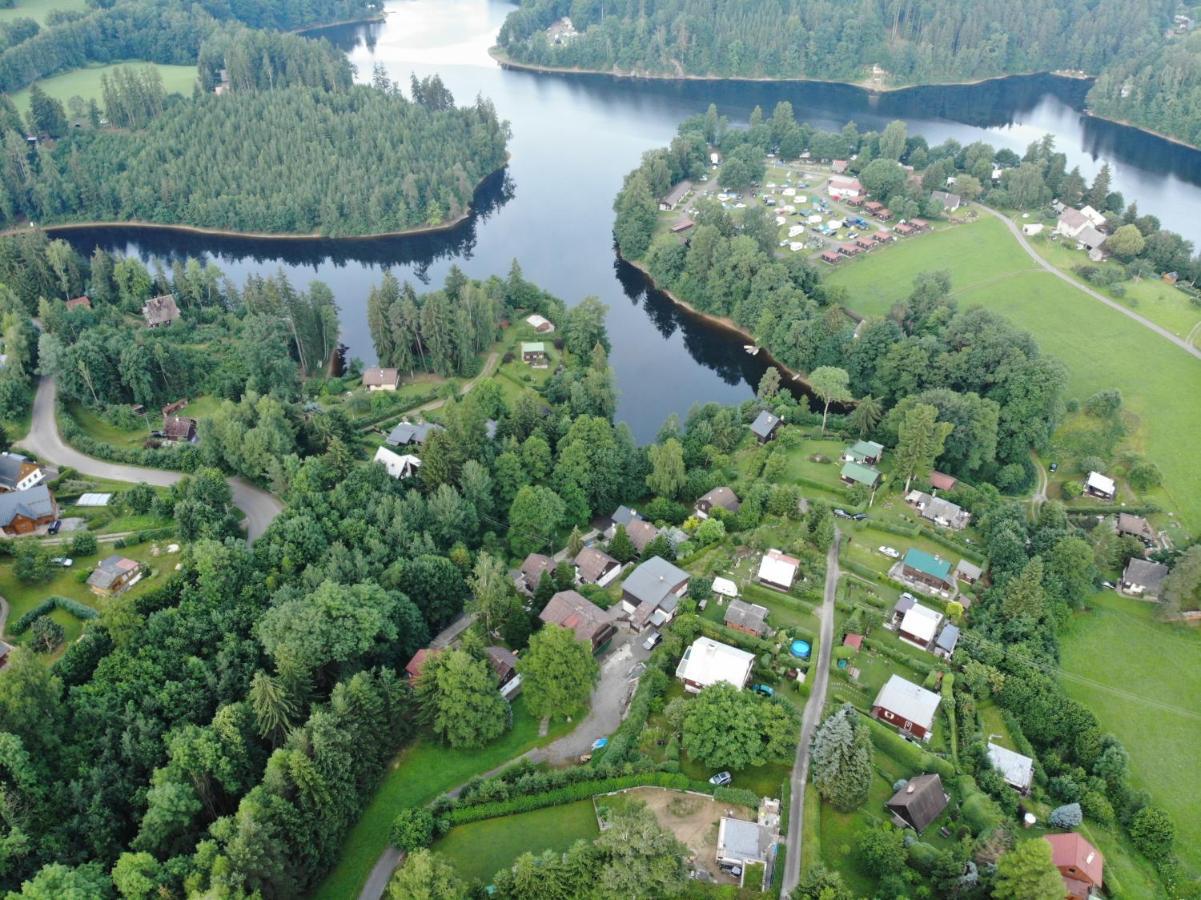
55 0 1201 440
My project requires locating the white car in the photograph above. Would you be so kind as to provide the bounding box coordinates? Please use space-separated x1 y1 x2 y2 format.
878 546 901 559
50 557 73 567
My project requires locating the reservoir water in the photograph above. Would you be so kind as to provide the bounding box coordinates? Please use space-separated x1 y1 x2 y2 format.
56 0 1201 440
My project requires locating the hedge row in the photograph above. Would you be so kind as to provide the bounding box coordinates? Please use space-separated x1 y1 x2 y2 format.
59 404 197 472
864 715 956 779
792 474 853 502
10 596 98 634
114 528 174 548
862 636 936 676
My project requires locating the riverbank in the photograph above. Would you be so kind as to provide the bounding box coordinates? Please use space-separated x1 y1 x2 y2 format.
1082 108 1201 152
294 12 386 35
489 47 1087 96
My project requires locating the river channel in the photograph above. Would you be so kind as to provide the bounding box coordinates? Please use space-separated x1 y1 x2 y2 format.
55 0 1201 440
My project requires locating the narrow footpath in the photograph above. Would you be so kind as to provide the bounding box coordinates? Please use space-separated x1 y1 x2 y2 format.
782 530 840 895
18 377 283 541
978 204 1201 361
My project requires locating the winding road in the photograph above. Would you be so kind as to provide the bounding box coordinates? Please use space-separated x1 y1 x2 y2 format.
18 378 283 541
782 530 840 896
978 205 1201 361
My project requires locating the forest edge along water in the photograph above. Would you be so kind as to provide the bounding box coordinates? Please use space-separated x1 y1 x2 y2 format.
53 0 1201 442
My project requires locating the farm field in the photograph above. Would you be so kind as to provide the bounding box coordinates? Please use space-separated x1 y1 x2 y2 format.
828 216 1201 531
1060 591 1201 871
12 62 198 116
0 0 85 25
432 800 599 884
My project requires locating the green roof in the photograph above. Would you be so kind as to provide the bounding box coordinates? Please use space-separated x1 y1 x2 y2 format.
521 342 546 354
904 548 952 580
849 440 884 460
840 461 880 486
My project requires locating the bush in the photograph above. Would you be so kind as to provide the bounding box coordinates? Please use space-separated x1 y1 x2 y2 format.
390 808 435 851
1130 806 1175 861
9 596 99 634
1048 802 1083 829
29 616 64 653
69 532 98 557
907 840 941 874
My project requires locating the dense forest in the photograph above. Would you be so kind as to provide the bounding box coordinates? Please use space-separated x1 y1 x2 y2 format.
1088 31 1201 148
498 0 1173 85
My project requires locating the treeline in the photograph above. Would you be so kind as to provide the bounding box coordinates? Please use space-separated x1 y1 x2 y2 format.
4 81 509 235
197 25 354 93
1088 31 1201 149
499 0 1172 84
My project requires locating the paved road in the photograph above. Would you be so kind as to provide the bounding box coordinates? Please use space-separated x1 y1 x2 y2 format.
19 378 283 541
979 205 1201 361
782 530 840 896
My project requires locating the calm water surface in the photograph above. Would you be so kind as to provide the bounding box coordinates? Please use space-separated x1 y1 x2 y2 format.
56 0 1201 439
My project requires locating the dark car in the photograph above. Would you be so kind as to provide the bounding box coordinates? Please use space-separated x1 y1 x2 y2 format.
833 508 852 519
851 512 868 521
47 519 62 535
752 683 774 697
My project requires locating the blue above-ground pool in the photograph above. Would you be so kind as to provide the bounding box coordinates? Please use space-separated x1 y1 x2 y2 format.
837 658 849 670
790 639 812 659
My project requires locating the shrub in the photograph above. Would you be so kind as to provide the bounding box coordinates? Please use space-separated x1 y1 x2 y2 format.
69 532 98 557
390 808 435 851
1048 803 1083 829
9 596 98 634
29 616 64 653
1130 806 1175 861
907 841 941 874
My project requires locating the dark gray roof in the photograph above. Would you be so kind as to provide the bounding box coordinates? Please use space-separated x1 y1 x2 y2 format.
1122 558 1170 594
935 624 959 654
724 599 769 635
0 453 29 490
610 505 640 528
623 556 689 608
894 594 916 615
386 421 443 447
86 554 139 590
0 485 53 527
575 546 618 583
718 817 771 863
886 774 948 832
750 409 781 439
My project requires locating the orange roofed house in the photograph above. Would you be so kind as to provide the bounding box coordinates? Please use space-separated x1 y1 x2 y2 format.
1043 833 1103 900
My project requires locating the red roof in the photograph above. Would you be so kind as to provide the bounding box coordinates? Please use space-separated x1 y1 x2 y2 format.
1044 833 1103 889
65 295 91 311
929 471 958 491
404 648 439 680
843 633 864 651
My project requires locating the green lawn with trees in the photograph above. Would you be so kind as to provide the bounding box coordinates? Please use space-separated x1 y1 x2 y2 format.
11 61 196 117
0 0 85 25
1060 591 1201 871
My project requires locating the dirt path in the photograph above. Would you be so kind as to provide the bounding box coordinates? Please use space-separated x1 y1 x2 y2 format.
1030 451 1049 520
782 530 840 895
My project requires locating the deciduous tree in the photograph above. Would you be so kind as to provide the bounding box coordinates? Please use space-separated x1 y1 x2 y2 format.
519 624 598 719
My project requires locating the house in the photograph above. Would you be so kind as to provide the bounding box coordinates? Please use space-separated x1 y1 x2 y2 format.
1075 225 1107 252
840 461 881 489
605 505 643 539
906 491 971 530
546 15 578 43
854 236 875 251
486 646 518 686
0 485 56 536
622 556 689 628
161 416 198 443
671 218 695 234
0 453 44 493
521 342 549 368
831 159 848 174
894 222 916 236
837 242 860 257
930 190 961 212
540 590 617 652
1044 833 1104 900
1116 513 1156 545
362 367 400 391
955 559 983 585
901 549 955 592
820 250 841 264
142 294 181 327
872 674 941 741
574 546 620 587
892 593 916 622
749 409 782 443
929 471 957 491
525 313 554 333
827 175 863 199
872 206 892 221
864 201 884 215
1056 208 1091 239
1022 223 1044 236
711 576 738 599
1119 558 1170 600
843 632 863 652
659 180 693 211
934 623 959 659
86 554 141 596
676 637 755 692
757 548 800 592
886 774 949 832
161 399 188 416
373 446 421 479
715 817 775 871
1084 471 1116 500
519 553 555 594
65 295 91 311
404 648 439 680
695 486 740 519
844 439 884 465
626 519 660 555
987 742 1035 793
385 421 443 448
1079 205 1107 228
724 599 769 637
898 603 944 650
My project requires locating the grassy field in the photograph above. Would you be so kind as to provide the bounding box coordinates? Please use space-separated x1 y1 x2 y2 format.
827 216 1201 531
313 698 573 900
432 800 599 884
0 0 85 25
12 61 198 116
1060 591 1201 872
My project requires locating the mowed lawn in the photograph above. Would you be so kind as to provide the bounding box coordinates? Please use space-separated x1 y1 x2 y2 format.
432 800 599 884
12 62 198 116
0 0 86 25
828 217 1201 531
1060 592 1201 871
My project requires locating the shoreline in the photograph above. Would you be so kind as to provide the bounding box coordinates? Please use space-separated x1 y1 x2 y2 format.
293 13 386 34
1082 108 1201 152
488 47 1087 95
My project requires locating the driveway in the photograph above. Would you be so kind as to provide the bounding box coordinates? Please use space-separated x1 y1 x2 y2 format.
19 377 283 541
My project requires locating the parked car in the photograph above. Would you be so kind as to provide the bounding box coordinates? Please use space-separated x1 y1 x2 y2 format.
709 771 732 786
47 519 62 535
900 592 917 603
49 557 73 568
752 683 774 697
1049 461 1059 472
878 546 901 559
851 512 868 521
719 863 743 878
833 508 852 519
642 631 662 651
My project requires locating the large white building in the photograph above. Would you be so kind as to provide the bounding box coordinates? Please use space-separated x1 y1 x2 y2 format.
675 637 755 693
373 446 421 479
